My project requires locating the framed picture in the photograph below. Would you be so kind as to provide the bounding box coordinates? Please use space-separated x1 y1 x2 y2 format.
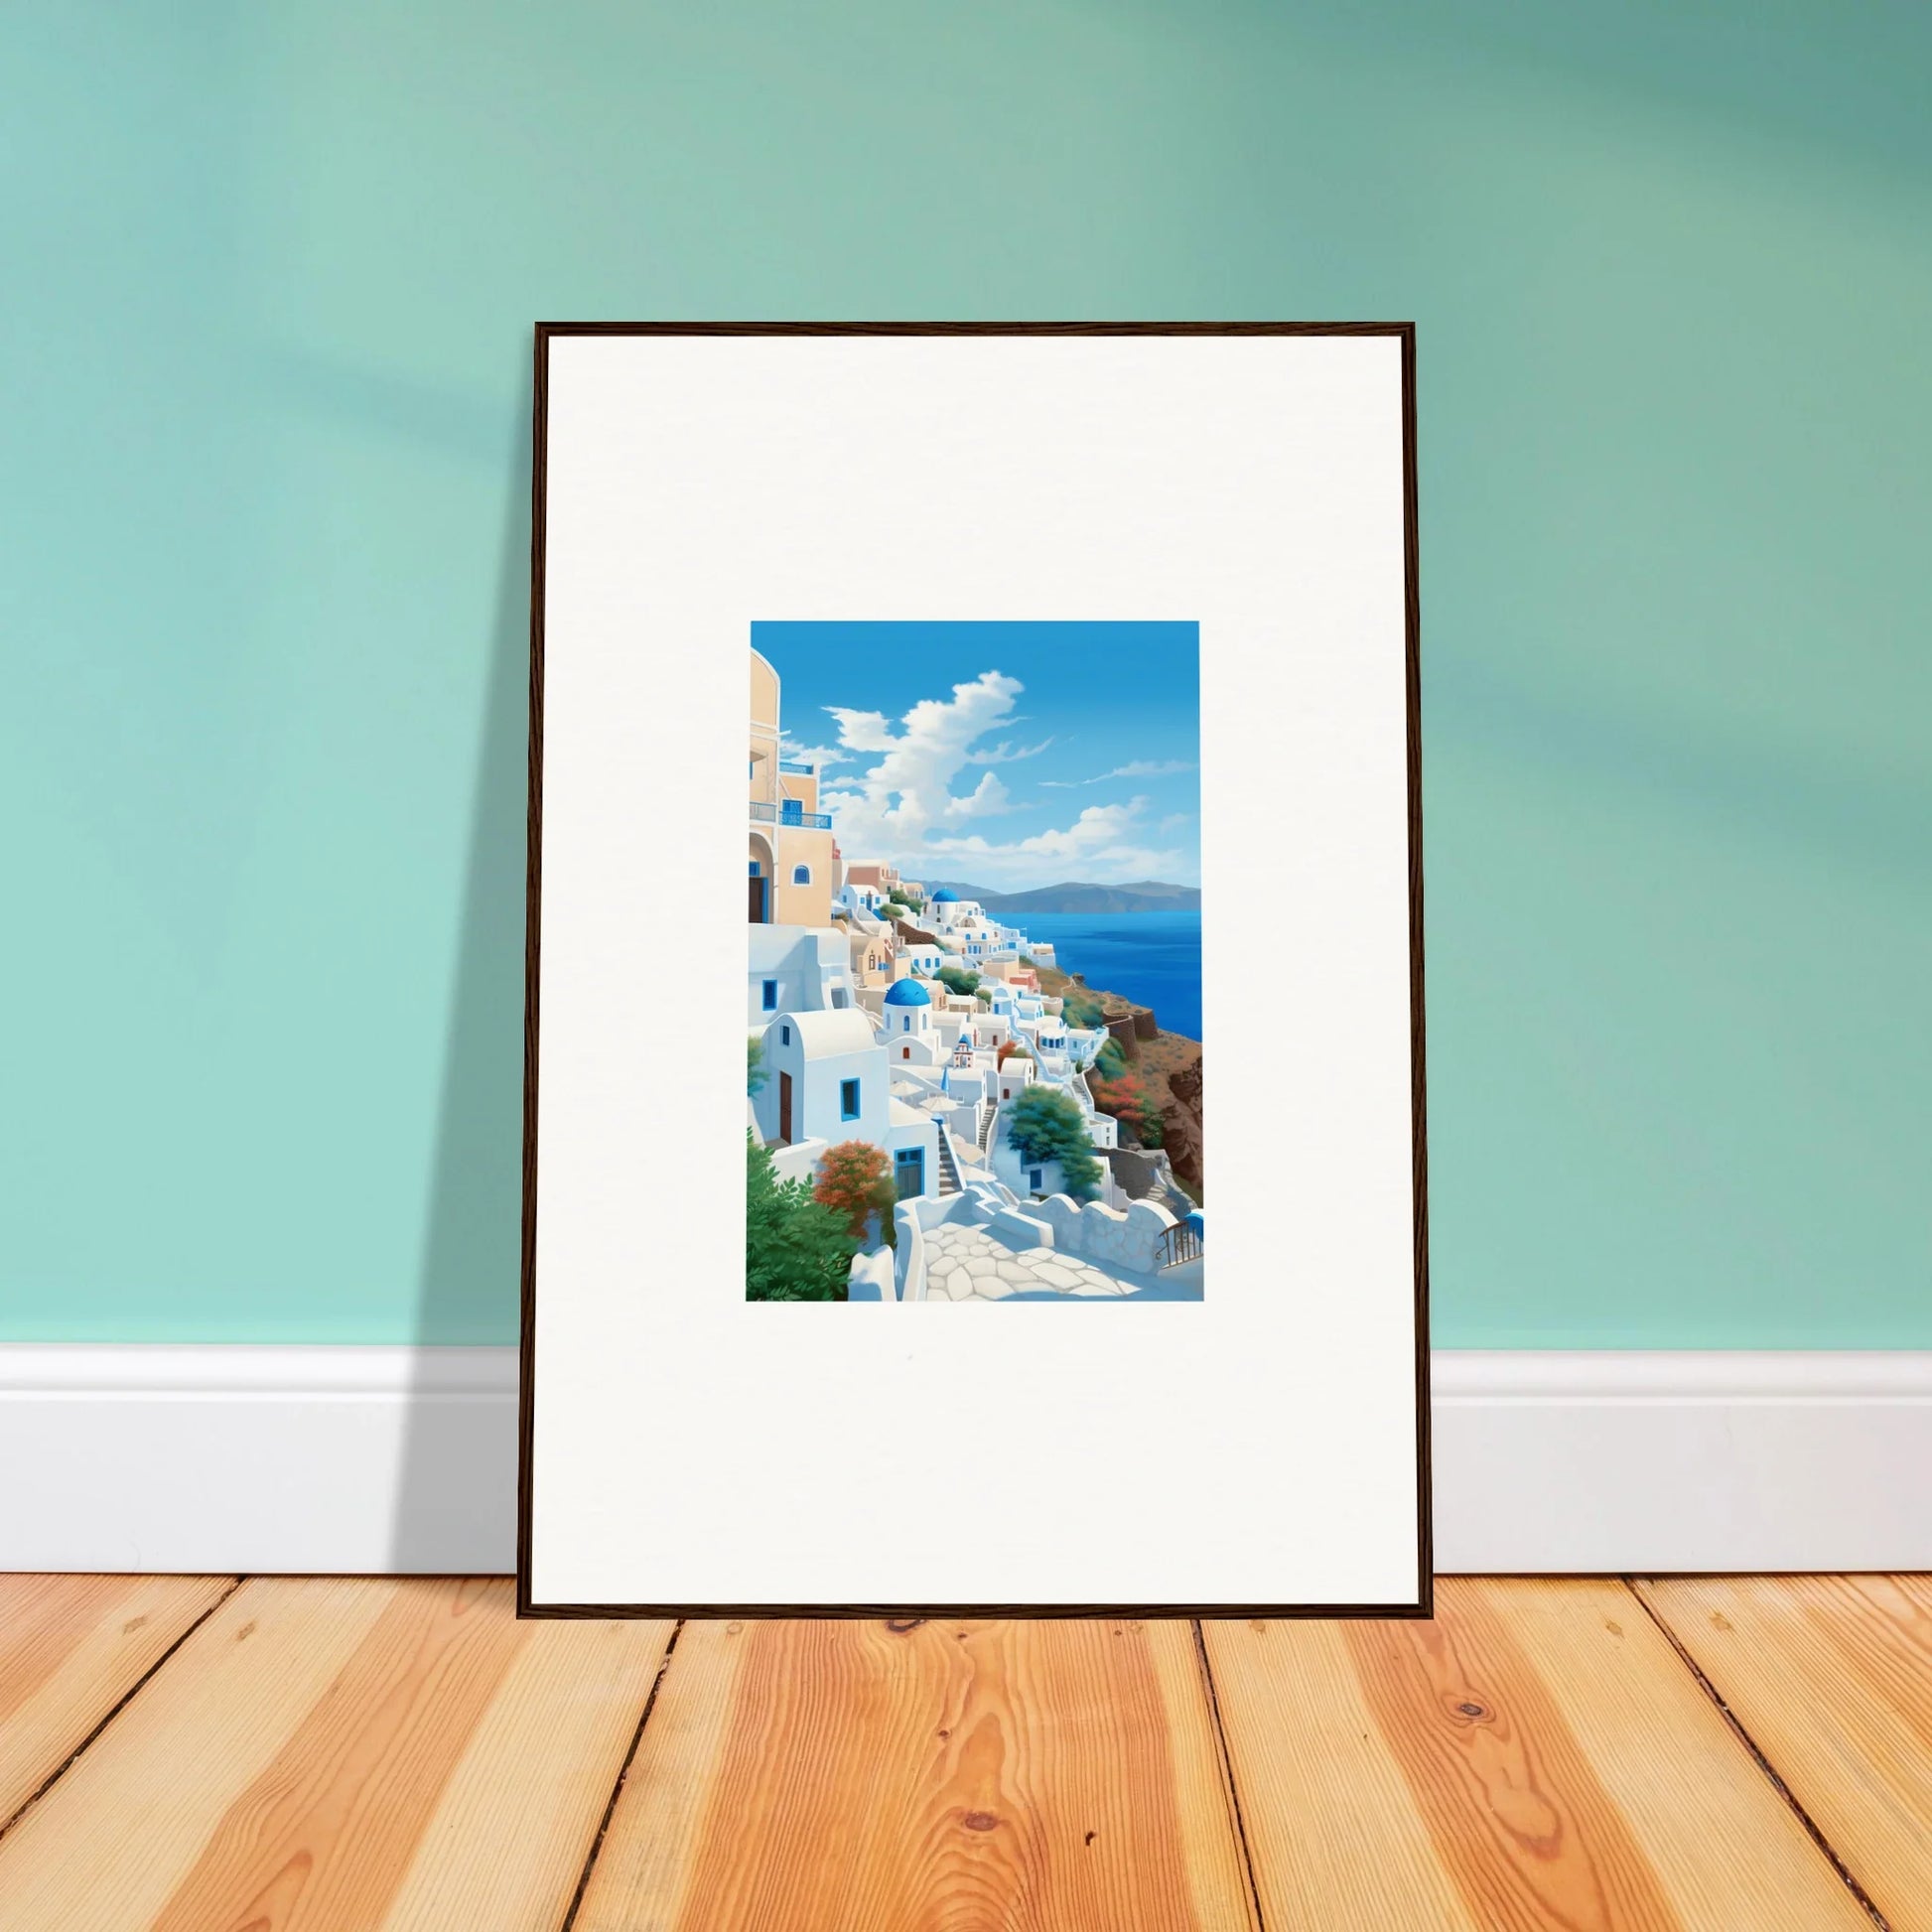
520 324 1429 1616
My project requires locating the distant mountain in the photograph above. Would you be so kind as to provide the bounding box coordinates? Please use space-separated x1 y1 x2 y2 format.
917 879 1202 915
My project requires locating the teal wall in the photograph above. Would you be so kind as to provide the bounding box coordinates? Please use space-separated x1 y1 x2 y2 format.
4 3 1928 1346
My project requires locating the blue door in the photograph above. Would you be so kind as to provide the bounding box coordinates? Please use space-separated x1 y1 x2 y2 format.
894 1148 924 1198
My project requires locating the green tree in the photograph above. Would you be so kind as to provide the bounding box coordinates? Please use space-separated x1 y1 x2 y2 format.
1004 1086 1103 1199
746 1135 857 1301
747 1036 768 1095
813 1139 897 1248
935 964 980 998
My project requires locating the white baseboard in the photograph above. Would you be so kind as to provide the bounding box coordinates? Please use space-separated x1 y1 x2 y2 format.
0 1346 517 1576
3 1346 1927 1577
1431 1350 1932 1574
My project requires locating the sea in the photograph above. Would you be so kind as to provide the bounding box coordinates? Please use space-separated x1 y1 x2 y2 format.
1009 910 1203 1042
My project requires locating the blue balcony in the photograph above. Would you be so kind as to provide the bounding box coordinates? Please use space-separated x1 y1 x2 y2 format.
778 759 815 774
752 799 831 828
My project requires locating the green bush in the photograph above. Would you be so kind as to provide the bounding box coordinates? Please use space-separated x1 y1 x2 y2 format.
747 1037 768 1095
746 1136 856 1301
1004 1086 1103 1200
935 964 981 998
1061 989 1108 1031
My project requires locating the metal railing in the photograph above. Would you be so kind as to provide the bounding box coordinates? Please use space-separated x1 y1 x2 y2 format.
1154 1217 1203 1270
752 801 834 829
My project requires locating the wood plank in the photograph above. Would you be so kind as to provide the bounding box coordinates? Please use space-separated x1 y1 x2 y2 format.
0 1577 672 1931
1203 1579 1872 1930
378 1607 676 1932
576 1615 1258 1932
1637 1574 1932 1927
0 1573 234 1832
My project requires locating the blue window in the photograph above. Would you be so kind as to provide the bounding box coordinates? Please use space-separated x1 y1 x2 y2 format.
780 1025 791 1046
1029 1169 1043 1192
792 864 811 885
840 1078 860 1120
781 799 802 823
761 979 777 1012
895 1148 925 1198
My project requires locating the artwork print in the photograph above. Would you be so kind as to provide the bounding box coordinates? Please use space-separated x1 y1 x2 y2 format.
747 622 1204 1304
523 324 1430 1618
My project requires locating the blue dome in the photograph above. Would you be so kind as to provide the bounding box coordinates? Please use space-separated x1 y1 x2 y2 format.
930 888 959 902
883 978 932 1007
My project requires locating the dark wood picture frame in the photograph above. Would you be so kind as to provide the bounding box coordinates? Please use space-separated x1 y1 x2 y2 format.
517 323 1431 1620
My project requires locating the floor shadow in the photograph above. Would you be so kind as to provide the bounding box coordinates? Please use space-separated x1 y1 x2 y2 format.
387 364 532 1573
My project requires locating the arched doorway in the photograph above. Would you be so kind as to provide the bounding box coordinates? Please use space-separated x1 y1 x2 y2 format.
748 834 775 923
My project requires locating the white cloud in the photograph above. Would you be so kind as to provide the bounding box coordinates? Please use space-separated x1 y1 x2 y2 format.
919 797 1192 890
965 737 1054 766
780 737 846 770
817 673 1197 889
1041 758 1194 788
817 671 1026 857
821 707 898 755
943 771 1013 818
1104 759 1194 779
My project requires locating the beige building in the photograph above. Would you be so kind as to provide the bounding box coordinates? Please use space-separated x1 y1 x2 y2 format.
848 926 893 990
749 647 834 927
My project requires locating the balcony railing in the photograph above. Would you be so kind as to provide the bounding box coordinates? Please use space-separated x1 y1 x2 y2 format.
779 759 815 774
753 800 832 828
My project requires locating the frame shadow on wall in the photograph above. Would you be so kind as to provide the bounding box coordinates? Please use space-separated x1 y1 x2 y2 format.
386 357 531 1573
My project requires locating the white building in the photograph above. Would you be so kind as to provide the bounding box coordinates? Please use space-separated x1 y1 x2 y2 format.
748 926 857 1027
880 975 935 1037
924 888 977 931
885 1100 939 1201
835 882 890 923
996 1137 1067 1201
753 1009 888 1154
993 1054 1037 1106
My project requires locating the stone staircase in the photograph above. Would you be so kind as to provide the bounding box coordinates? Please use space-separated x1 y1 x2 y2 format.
977 1102 997 1155
935 1127 962 1196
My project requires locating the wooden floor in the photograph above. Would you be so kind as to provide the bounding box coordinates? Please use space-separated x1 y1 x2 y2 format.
0 1578 1924 1929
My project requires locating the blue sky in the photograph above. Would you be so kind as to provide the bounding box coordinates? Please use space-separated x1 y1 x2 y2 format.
753 621 1201 892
